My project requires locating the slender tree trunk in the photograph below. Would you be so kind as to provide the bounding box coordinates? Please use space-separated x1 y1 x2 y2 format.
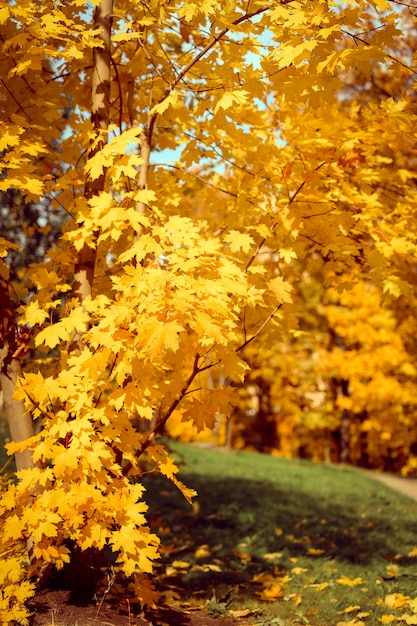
339 378 350 464
72 0 113 305
0 277 35 470
225 413 234 450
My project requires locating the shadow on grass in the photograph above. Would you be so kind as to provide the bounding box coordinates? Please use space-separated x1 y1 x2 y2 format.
143 452 407 597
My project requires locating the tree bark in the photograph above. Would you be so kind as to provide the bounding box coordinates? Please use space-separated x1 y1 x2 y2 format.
0 277 35 470
339 378 351 464
72 0 113 305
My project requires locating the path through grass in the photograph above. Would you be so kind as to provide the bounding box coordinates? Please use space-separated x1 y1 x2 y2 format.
144 442 417 626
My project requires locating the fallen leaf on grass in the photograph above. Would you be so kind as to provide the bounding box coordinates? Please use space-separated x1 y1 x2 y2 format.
284 593 302 606
191 563 222 573
308 582 329 591
338 606 361 614
256 583 284 601
378 616 397 624
407 547 417 557
253 572 290 602
336 576 365 587
292 567 308 575
307 548 326 556
165 560 192 576
229 608 262 618
385 564 399 578
263 552 284 561
336 620 364 626
194 544 211 559
172 560 191 569
382 593 411 609
401 614 417 625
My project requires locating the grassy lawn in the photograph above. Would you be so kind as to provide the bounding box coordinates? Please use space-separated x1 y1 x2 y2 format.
143 442 417 626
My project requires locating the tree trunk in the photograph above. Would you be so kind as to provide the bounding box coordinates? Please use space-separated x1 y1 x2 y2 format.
0 277 35 470
72 0 113 305
339 378 350 464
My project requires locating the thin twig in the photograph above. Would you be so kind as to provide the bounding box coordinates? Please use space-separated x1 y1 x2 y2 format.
146 5 270 147
236 304 283 352
341 29 417 75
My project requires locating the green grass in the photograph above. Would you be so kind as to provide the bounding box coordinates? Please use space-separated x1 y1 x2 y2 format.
143 442 417 626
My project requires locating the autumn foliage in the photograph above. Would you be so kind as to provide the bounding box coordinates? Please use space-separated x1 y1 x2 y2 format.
1 0 417 622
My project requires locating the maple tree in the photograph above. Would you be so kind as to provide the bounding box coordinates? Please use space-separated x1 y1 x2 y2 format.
1 0 417 622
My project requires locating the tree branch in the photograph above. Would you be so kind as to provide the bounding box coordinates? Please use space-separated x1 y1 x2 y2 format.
236 304 283 353
122 353 209 476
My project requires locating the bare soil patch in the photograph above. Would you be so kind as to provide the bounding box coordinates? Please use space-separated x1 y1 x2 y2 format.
28 589 238 626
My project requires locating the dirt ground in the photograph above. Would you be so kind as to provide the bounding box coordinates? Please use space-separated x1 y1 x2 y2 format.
28 588 239 626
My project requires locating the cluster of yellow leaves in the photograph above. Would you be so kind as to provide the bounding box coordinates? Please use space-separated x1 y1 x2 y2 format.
377 593 417 625
0 555 36 626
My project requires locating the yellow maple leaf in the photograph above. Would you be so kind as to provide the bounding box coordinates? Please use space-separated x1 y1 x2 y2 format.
84 150 111 181
133 188 157 206
0 236 19 257
269 276 293 304
0 6 10 24
390 236 414 255
151 91 180 115
20 301 49 326
31 513 61 542
141 319 184 359
0 128 22 151
34 321 70 349
224 230 255 253
214 89 250 114
276 40 318 69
